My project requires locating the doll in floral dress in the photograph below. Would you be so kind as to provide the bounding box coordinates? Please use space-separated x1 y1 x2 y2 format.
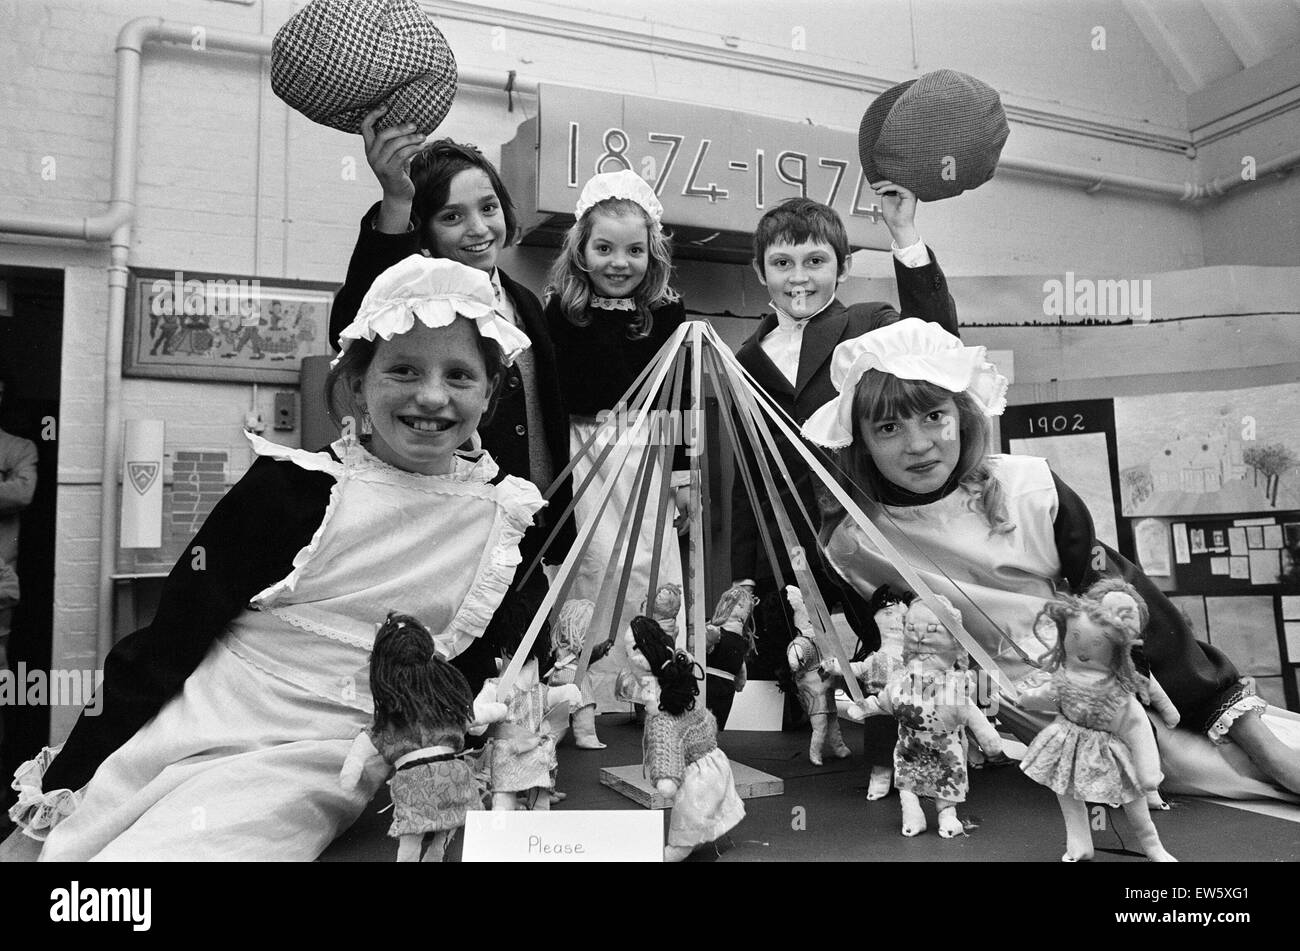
1018 596 1176 862
481 655 583 810
852 595 1002 838
340 613 507 862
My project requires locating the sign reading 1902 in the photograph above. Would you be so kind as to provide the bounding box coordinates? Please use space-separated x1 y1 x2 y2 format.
534 85 894 250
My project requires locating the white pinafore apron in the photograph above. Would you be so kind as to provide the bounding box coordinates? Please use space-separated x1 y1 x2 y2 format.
37 435 542 861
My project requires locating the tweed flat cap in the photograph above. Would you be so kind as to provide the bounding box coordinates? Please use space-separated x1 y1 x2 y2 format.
858 70 1009 202
271 0 458 136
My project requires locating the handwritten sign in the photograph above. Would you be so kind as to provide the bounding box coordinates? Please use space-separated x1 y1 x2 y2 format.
461 810 662 863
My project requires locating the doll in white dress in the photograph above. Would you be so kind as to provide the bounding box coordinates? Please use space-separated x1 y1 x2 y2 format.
1019 596 1176 862
631 615 745 862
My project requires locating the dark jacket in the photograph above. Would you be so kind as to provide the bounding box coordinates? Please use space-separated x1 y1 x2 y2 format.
330 203 575 559
729 249 959 584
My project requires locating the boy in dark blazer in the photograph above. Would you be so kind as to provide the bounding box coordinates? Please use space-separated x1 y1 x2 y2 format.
723 191 958 720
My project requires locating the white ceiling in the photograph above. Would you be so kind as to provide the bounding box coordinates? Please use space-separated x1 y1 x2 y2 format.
1122 0 1300 91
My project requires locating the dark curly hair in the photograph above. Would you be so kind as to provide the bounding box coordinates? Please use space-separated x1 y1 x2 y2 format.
369 612 473 737
852 584 914 662
409 139 520 250
630 616 701 716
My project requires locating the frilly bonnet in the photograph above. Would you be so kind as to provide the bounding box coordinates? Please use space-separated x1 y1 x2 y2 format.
333 255 531 367
574 169 663 225
800 318 1008 449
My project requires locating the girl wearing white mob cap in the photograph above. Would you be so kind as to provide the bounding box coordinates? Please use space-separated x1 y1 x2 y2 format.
9 258 550 861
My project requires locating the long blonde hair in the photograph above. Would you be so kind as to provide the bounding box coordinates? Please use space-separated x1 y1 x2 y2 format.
823 369 1014 534
544 198 679 338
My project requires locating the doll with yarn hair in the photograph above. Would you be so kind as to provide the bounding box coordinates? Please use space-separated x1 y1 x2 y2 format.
617 582 683 714
340 613 506 862
1018 596 1176 862
851 594 1002 838
630 616 746 862
704 580 756 729
549 598 611 749
785 585 851 766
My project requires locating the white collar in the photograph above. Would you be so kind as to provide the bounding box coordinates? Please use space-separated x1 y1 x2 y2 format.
591 295 638 312
769 296 834 330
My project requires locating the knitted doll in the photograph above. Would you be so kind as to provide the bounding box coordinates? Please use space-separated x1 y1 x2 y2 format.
703 581 756 729
851 595 1002 838
339 613 506 862
1018 596 1176 862
785 585 851 766
631 616 746 862
1085 577 1181 810
549 598 611 749
480 656 583 810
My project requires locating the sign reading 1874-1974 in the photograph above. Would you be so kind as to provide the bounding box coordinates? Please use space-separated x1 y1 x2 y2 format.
507 84 894 252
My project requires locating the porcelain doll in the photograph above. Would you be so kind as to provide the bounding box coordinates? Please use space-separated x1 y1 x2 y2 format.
630 615 745 862
1018 596 1176 862
339 613 508 862
785 585 852 766
852 595 1003 838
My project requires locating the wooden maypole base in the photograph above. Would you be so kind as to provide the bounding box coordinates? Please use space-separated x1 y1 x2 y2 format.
599 763 784 809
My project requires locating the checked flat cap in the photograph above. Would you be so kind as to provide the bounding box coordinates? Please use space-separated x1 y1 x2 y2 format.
858 69 1009 202
271 0 458 136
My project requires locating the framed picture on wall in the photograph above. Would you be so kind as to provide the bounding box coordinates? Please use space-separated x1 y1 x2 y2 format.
123 268 334 384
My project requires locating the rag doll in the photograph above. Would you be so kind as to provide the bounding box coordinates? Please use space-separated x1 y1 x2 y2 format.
616 582 683 712
851 595 1003 838
832 584 912 798
1018 595 1176 862
785 585 852 766
630 615 746 862
480 655 583 810
1085 577 1182 809
549 598 611 749
704 581 756 729
339 613 508 862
